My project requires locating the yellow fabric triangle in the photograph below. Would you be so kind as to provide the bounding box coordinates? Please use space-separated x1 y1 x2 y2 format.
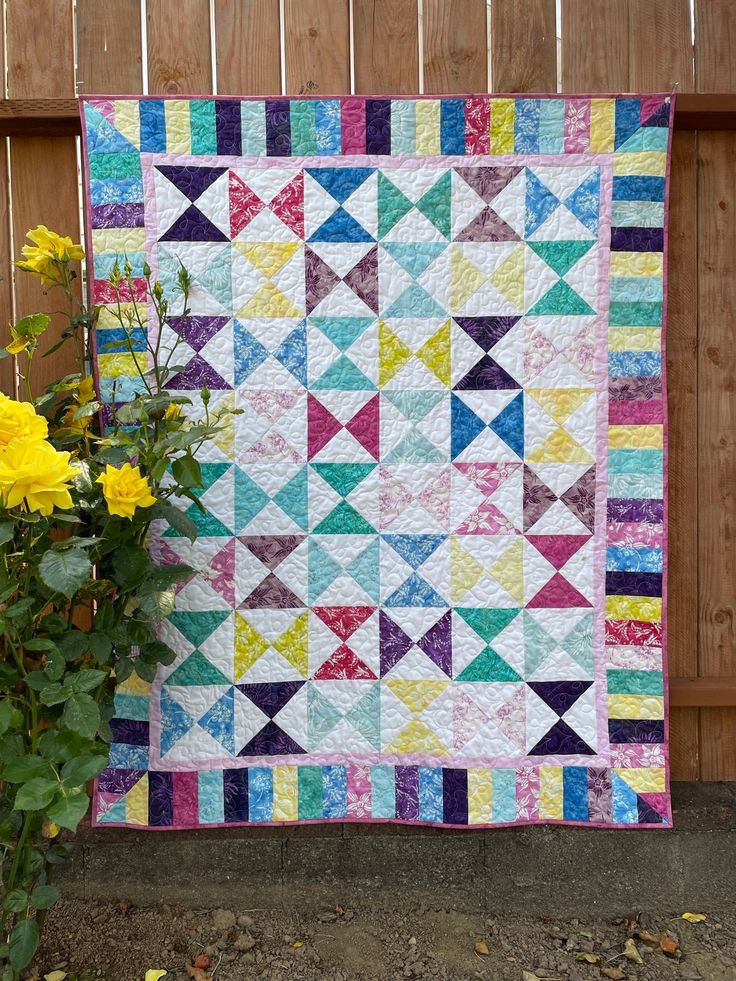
234 613 270 680
526 387 594 425
490 244 525 311
450 537 484 603
237 282 301 318
273 611 309 677
213 392 235 459
125 773 149 824
528 426 594 464
235 241 299 278
490 537 524 604
450 247 486 308
416 319 451 387
379 320 413 386
117 673 151 697
386 679 449 714
385 719 449 756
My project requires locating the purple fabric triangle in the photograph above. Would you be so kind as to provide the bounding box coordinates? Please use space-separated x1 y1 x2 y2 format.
167 316 230 352
528 680 593 717
165 354 232 390
454 316 520 352
240 572 304 609
239 536 305 570
454 166 523 203
523 465 557 531
238 719 306 756
237 681 304 718
305 247 341 314
528 718 595 756
560 466 596 532
156 165 228 202
379 610 413 676
455 206 521 242
97 768 146 795
159 203 229 243
343 246 379 314
416 611 452 676
453 354 521 391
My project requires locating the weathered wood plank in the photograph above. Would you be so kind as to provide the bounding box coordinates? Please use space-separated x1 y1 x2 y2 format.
629 0 694 93
695 0 736 92
147 0 213 94
284 0 351 95
215 0 282 96
561 0 629 92
354 0 419 94
491 0 557 93
77 0 144 93
423 0 487 94
0 10 13 396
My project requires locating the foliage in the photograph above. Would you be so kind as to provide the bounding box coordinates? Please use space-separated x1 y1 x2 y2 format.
0 230 234 978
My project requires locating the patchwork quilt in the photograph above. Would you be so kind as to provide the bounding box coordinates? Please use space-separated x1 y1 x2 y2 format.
81 94 673 829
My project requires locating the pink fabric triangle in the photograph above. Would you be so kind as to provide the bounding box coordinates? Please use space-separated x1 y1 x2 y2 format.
526 572 592 608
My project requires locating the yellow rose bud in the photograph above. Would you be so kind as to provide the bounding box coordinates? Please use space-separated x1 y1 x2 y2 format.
163 403 182 421
96 462 157 519
77 376 97 405
0 393 48 445
0 437 78 515
42 820 60 839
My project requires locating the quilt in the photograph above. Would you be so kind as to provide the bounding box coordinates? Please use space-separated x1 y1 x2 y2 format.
81 94 673 829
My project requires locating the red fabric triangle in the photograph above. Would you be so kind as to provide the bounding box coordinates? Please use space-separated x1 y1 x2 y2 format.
229 171 264 237
307 394 343 458
346 394 380 459
526 572 592 609
313 605 375 640
313 644 377 680
525 534 590 570
269 171 304 238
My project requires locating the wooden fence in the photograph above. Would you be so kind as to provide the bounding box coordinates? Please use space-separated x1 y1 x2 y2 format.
0 0 735 781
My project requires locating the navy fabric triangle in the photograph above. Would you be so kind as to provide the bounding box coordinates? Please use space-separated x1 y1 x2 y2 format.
156 165 228 201
637 795 666 824
490 392 524 457
454 355 520 391
237 681 304 718
238 720 306 756
160 203 228 242
308 207 374 243
642 102 670 128
528 680 593 716
306 167 373 203
451 393 486 458
528 718 595 756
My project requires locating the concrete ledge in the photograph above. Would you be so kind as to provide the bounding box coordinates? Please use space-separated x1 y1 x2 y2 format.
59 783 736 916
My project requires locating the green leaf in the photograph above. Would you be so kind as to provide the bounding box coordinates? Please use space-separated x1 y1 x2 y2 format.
0 521 14 546
140 640 177 666
172 454 202 489
68 668 107 693
136 582 176 620
133 658 158 682
23 638 59 653
9 917 39 972
110 545 150 589
45 842 74 865
5 597 34 619
153 501 198 542
62 692 100 738
46 791 89 832
13 778 58 811
38 728 86 763
2 889 28 913
2 756 55 782
57 629 90 661
43 647 66 682
39 683 74 706
146 564 192 588
39 547 92 598
61 753 108 787
30 884 60 910
0 662 18 689
88 631 112 663
0 700 16 736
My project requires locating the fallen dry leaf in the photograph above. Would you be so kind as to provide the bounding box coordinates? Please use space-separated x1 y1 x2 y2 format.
600 968 625 980
474 939 490 956
290 940 304 949
144 973 167 981
658 935 681 958
575 952 600 964
636 929 661 947
681 912 707 923
522 973 539 981
193 954 210 970
184 965 211 981
44 973 67 981
622 938 644 964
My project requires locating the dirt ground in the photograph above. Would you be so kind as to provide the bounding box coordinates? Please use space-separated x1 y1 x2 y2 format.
31 900 736 981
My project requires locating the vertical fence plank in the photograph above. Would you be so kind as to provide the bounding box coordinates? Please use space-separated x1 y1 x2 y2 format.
215 0 282 96
695 0 736 781
561 0 629 92
491 0 557 93
666 131 700 780
423 0 487 93
354 0 419 94
6 0 81 395
77 0 144 93
284 0 351 95
147 0 213 94
629 0 693 92
0 7 13 396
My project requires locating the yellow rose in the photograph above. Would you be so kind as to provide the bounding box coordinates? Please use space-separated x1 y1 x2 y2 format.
0 437 78 515
163 403 182 420
17 225 85 284
0 392 48 446
96 462 157 519
77 375 97 404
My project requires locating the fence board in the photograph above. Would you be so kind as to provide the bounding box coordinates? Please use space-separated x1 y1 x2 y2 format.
284 0 351 95
147 0 213 94
423 0 488 93
666 132 700 780
629 0 693 92
0 10 13 396
6 0 81 396
490 0 556 93
215 0 282 96
561 0 629 92
695 0 736 91
77 0 144 94
354 0 419 94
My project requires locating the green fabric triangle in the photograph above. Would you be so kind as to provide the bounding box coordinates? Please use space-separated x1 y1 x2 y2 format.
562 611 595 671
347 537 379 601
384 427 444 464
308 539 342 602
181 502 232 536
378 172 414 238
313 500 376 535
456 607 520 644
311 354 376 390
456 646 522 682
417 171 451 238
168 610 230 648
528 240 595 276
346 685 380 748
311 462 375 497
310 316 375 351
307 682 343 745
523 611 558 676
166 649 231 686
273 466 308 530
383 282 445 317
382 389 444 422
527 278 595 316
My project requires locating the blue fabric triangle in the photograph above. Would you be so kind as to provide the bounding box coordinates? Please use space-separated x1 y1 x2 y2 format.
382 534 445 569
381 242 446 279
451 393 486 459
273 320 307 386
614 98 641 150
198 687 235 754
85 106 139 153
564 170 600 234
525 169 561 236
385 572 448 608
234 323 269 384
490 392 524 458
308 207 374 243
160 689 196 755
306 167 373 203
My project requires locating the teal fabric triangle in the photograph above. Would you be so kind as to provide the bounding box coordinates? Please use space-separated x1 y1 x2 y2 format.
308 540 342 602
234 469 270 532
346 685 381 749
456 607 520 643
416 171 452 238
307 685 343 746
310 316 375 351
382 389 444 422
381 242 447 279
273 466 309 530
562 612 595 671
383 283 445 317
384 427 444 464
313 501 376 534
527 240 595 276
527 279 595 316
311 462 375 497
456 647 522 682
168 611 231 648
346 537 380 601
166 649 231 686
523 611 559 676
311 354 376 391
377 172 414 238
